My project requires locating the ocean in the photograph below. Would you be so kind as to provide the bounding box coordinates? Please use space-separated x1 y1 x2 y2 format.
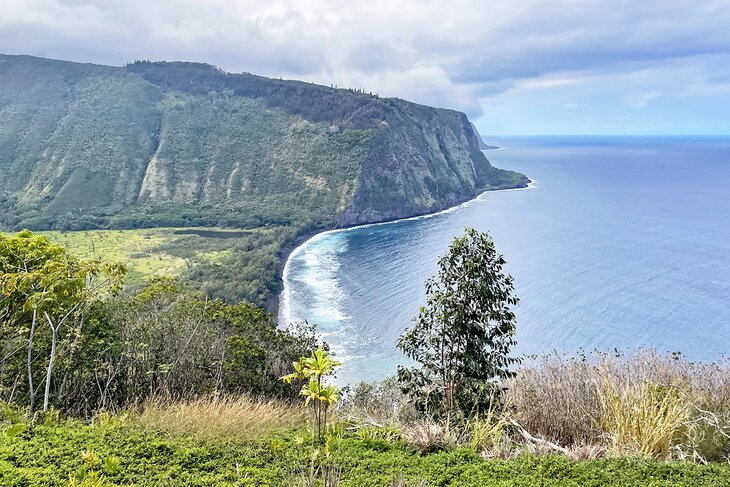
279 136 730 385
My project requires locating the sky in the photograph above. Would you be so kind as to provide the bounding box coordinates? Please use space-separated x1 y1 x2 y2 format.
2 0 730 135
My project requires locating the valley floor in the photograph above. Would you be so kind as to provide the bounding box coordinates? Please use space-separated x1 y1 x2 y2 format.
4 225 298 306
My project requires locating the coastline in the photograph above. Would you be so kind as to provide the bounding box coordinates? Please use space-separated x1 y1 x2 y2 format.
275 178 537 326
266 226 328 315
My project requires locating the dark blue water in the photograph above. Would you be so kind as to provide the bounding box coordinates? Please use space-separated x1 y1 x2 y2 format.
280 137 730 385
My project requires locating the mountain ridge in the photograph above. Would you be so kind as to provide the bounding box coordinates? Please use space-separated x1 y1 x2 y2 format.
0 54 528 232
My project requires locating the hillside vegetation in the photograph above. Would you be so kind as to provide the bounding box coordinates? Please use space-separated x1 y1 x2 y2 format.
22 227 294 305
2 414 729 486
0 54 527 232
0 54 527 305
2 230 729 485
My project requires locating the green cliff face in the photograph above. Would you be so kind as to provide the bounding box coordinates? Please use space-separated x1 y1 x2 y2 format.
0 55 528 231
339 100 527 225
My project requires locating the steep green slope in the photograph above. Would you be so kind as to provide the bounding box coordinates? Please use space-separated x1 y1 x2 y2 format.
0 58 161 219
0 55 527 231
340 100 525 224
0 55 528 306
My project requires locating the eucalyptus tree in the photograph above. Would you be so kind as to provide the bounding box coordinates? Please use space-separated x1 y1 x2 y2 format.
397 228 519 417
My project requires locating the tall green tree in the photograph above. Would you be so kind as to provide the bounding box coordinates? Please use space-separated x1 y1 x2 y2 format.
397 228 519 417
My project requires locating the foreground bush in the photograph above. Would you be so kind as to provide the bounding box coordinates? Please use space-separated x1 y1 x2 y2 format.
507 350 730 461
0 410 729 486
0 274 321 417
343 350 730 463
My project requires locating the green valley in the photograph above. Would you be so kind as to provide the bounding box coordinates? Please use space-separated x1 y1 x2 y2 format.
0 54 527 305
7 227 292 305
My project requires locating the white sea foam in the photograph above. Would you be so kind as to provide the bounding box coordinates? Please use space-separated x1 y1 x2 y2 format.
280 232 352 327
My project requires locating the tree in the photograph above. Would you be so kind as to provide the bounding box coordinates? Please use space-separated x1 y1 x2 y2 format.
397 228 519 417
282 346 342 441
0 230 126 411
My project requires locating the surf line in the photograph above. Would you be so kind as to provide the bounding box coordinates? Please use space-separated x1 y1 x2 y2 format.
278 179 537 328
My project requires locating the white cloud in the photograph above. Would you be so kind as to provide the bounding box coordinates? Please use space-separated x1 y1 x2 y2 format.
1 0 730 130
626 90 663 108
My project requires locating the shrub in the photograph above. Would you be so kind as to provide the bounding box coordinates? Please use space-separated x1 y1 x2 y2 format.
598 381 692 459
341 377 418 424
404 419 450 454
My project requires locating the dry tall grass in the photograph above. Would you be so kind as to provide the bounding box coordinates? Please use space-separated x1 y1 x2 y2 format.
598 380 692 458
134 395 306 440
506 350 730 460
403 419 448 454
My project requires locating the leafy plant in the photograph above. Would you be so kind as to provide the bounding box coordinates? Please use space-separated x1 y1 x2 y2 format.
397 228 519 417
0 230 126 412
282 346 342 441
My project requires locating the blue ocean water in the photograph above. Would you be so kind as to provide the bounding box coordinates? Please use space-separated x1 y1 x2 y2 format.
280 137 730 385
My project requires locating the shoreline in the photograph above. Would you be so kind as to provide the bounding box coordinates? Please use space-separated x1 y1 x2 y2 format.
266 226 328 315
275 178 537 326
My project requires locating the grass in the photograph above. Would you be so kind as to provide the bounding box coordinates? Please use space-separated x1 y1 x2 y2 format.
598 380 692 458
134 396 307 441
35 229 188 288
1 411 730 486
198 248 234 264
506 350 730 461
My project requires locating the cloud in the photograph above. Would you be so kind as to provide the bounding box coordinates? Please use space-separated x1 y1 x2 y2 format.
626 90 663 108
1 0 730 132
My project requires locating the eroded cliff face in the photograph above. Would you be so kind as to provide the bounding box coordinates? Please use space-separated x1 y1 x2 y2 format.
0 55 527 230
338 102 528 226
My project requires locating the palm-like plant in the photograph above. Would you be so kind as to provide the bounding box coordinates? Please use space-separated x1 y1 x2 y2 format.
300 378 321 406
318 384 340 437
281 360 308 384
306 347 342 377
281 346 342 440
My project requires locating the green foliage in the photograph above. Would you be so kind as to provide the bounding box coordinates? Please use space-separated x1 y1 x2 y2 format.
54 279 319 415
398 228 519 417
0 419 728 486
158 225 302 306
0 230 126 412
282 347 342 441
